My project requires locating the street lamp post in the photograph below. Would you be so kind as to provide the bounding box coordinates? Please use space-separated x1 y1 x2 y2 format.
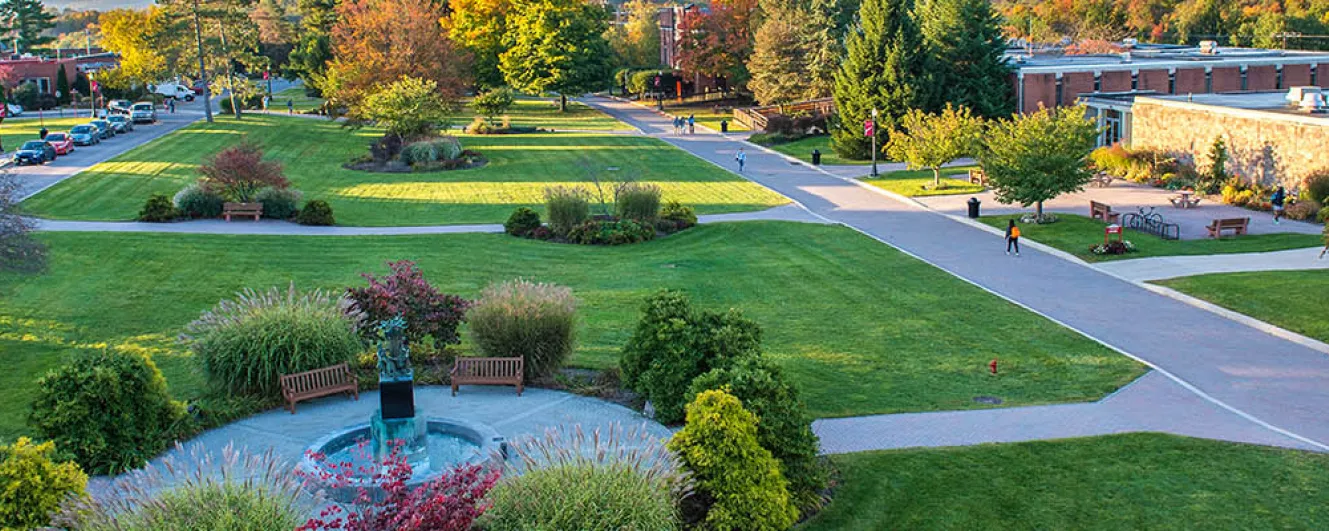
870 108 878 178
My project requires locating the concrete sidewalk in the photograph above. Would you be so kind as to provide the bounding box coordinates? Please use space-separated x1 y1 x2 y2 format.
586 95 1329 452
1096 246 1329 281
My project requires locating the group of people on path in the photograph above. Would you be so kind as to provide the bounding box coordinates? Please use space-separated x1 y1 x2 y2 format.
671 115 695 135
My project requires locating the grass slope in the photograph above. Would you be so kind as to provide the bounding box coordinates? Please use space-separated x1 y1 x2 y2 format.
767 136 871 166
0 222 1139 439
804 433 1329 530
979 214 1324 262
1156 269 1329 343
21 114 786 226
860 166 982 197
271 86 324 113
469 97 632 131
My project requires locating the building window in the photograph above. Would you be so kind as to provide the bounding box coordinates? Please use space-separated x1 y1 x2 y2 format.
1131 72 1138 90
1240 68 1248 90
1313 65 1319 86
1054 78 1063 108
1168 72 1176 94
1205 71 1213 93
1104 110 1123 146
1276 67 1283 90
1093 74 1101 92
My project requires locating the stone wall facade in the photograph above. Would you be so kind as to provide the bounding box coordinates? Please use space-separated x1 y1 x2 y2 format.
1131 97 1329 186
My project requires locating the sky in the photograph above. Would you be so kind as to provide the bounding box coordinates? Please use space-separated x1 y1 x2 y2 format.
47 0 153 10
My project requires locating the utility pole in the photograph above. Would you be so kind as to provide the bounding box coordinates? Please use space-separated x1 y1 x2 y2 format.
218 19 240 119
193 0 213 122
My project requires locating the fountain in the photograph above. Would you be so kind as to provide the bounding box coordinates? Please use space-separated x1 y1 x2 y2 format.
303 317 503 500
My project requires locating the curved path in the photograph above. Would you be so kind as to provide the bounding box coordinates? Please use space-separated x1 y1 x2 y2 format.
585 96 1329 453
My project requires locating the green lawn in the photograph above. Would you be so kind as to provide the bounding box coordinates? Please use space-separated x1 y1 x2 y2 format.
861 166 982 197
804 433 1329 529
0 222 1140 439
767 135 871 166
21 114 786 226
271 86 324 113
979 214 1324 262
465 97 632 132
1157 269 1329 343
0 116 91 150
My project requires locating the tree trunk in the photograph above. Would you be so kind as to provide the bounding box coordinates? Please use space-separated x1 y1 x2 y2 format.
933 167 942 188
1036 201 1044 221
559 93 567 112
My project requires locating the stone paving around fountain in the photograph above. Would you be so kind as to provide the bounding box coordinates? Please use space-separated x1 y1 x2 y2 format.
87 385 671 496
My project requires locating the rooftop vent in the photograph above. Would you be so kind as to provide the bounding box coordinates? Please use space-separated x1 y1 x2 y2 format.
1198 40 1219 54
1287 86 1323 106
1300 93 1328 113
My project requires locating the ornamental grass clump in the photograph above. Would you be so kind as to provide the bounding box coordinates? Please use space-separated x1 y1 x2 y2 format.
483 424 689 530
54 443 312 531
468 279 577 380
615 182 662 224
544 186 591 236
183 284 365 398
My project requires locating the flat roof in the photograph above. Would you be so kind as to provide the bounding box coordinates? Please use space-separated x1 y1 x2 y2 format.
1139 90 1329 122
1009 43 1329 73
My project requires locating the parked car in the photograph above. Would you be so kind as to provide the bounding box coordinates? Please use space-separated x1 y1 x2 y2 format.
44 132 74 155
69 125 100 146
4 103 21 117
107 99 132 115
14 140 55 165
191 79 207 95
130 102 157 124
89 119 115 139
107 115 134 134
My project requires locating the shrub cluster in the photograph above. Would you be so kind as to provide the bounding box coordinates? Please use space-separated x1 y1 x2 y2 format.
567 219 656 245
764 113 829 136
183 284 365 397
402 136 464 166
56 444 311 531
465 116 518 135
615 182 662 225
667 390 798 530
1302 170 1329 204
174 183 225 218
658 200 697 232
485 425 687 530
199 141 288 202
467 279 578 380
1284 198 1324 221
0 438 88 530
544 186 591 236
138 193 179 222
346 260 469 348
29 350 186 474
1090 145 1203 191
296 199 335 225
255 187 303 220
504 207 541 236
1089 240 1136 255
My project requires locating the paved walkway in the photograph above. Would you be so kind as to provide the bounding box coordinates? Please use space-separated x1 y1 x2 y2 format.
586 95 1329 452
1096 246 1329 282
31 204 827 235
89 385 672 497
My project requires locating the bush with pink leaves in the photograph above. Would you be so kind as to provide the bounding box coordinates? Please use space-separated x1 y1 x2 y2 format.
346 260 469 348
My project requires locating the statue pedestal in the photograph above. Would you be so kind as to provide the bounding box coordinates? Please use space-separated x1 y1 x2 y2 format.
370 409 430 471
380 375 416 419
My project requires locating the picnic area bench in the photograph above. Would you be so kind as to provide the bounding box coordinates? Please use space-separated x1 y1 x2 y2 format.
1089 200 1120 224
1090 172 1113 188
451 357 524 396
1206 217 1249 238
279 363 358 414
223 202 262 222
967 168 988 186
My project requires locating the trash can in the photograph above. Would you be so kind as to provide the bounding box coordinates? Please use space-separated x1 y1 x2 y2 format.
720 120 728 133
811 149 822 165
967 197 981 219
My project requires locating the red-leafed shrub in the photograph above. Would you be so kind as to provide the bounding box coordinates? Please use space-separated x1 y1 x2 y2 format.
299 442 499 531
346 260 469 347
199 142 289 202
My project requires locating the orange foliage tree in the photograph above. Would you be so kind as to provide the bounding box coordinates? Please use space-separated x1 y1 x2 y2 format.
675 0 758 89
326 0 471 111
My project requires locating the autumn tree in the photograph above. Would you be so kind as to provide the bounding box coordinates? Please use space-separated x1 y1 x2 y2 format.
360 77 453 142
499 0 612 111
979 106 1100 221
748 15 808 105
749 0 857 104
831 0 936 159
917 0 1012 119
676 0 759 91
886 104 985 188
606 0 661 68
199 142 289 203
326 0 470 111
98 8 168 89
450 0 512 88
252 0 296 70
152 0 264 115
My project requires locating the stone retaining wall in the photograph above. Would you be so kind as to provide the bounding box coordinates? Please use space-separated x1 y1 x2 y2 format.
1131 96 1329 186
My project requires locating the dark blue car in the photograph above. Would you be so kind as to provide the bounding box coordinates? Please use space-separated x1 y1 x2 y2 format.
15 140 55 165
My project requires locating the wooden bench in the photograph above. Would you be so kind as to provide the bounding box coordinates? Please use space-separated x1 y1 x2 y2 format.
1206 217 1249 238
279 363 358 414
967 168 988 186
450 357 524 396
1090 172 1114 188
1089 200 1120 224
223 202 262 222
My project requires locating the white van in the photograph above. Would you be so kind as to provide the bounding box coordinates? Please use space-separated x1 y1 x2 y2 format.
153 82 195 102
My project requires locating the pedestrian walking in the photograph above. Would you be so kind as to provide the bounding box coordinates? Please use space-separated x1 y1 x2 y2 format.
687 114 695 134
168 98 176 113
736 148 746 172
1271 186 1287 224
262 95 270 111
287 99 294 114
1005 219 1021 256
672 116 680 134
39 127 48 139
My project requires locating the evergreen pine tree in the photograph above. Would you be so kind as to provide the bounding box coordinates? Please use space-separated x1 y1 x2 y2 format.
0 0 56 49
831 0 934 159
917 0 1013 119
54 66 69 105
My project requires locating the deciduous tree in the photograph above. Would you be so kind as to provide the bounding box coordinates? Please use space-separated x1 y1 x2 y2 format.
450 0 512 88
887 104 985 188
359 77 453 142
749 0 857 104
98 8 168 88
326 0 470 111
979 105 1100 220
676 0 759 90
0 169 45 273
199 142 289 203
499 0 612 111
606 0 661 68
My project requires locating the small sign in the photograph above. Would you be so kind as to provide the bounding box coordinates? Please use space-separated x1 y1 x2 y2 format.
90 80 99 92
263 70 270 80
864 119 874 137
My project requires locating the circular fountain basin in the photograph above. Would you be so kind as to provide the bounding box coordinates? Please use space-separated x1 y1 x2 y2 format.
302 417 504 502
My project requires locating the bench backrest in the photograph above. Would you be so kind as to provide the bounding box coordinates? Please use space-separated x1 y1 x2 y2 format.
224 202 263 212
281 363 351 394
1090 200 1110 212
1215 218 1249 228
454 357 523 378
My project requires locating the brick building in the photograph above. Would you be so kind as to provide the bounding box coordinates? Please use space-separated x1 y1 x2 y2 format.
0 53 118 96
